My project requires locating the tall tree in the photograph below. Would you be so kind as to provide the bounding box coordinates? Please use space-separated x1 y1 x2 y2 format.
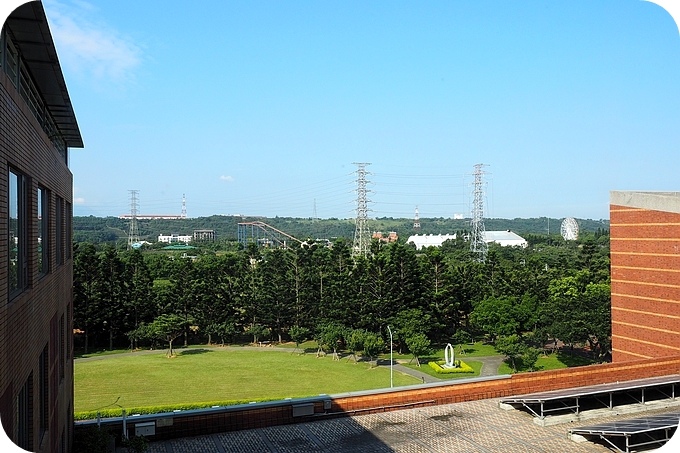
122 249 154 349
73 242 101 353
95 245 128 350
259 248 296 342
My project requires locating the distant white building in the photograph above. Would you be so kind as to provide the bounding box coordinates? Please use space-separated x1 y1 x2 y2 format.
484 230 527 248
407 233 457 250
158 233 192 243
407 231 527 250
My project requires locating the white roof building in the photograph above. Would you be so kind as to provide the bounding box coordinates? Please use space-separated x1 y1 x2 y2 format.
158 233 192 243
407 233 457 250
484 230 527 248
407 231 527 250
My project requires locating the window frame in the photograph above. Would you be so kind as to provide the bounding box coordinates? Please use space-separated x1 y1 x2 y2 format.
39 344 48 442
37 186 49 276
17 373 33 451
65 200 72 260
8 167 28 299
56 196 63 266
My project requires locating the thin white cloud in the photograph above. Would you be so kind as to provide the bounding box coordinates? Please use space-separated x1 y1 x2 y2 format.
220 175 235 182
73 197 86 204
43 0 142 86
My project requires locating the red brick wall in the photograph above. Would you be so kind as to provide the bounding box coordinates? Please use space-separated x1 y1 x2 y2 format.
610 203 680 361
330 355 680 414
0 66 74 452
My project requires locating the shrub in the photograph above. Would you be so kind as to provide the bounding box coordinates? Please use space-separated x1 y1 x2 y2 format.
72 426 113 453
74 398 279 421
428 360 474 374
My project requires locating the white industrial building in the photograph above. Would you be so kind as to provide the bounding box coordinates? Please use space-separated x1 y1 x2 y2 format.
407 234 458 250
158 233 193 243
484 230 528 248
408 230 527 250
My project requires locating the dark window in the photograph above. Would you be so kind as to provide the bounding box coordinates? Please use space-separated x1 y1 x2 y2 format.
59 314 65 382
9 168 27 297
39 345 48 441
56 197 63 266
65 201 72 260
38 187 49 275
17 373 33 451
66 303 71 360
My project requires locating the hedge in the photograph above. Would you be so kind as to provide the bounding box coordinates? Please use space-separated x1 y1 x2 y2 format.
74 399 278 421
428 360 474 374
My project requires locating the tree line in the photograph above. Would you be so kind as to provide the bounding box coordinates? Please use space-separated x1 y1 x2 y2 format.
73 232 611 369
73 214 610 248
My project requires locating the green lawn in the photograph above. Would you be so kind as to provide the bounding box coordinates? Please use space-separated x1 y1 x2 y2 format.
497 351 599 374
75 348 419 417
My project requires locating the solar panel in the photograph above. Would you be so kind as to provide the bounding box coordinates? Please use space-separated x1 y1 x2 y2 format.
502 374 680 404
500 374 680 419
570 411 680 436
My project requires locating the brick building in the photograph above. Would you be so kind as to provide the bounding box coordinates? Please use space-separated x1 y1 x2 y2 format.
610 191 680 362
1 2 83 452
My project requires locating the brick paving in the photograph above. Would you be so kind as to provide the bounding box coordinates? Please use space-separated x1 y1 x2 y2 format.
144 397 636 452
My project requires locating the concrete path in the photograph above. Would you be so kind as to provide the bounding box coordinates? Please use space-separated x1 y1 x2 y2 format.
377 354 506 384
476 355 506 377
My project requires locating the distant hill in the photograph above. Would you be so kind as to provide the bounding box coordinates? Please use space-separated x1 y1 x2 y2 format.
73 215 609 244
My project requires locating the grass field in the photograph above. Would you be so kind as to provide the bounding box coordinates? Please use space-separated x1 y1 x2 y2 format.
75 347 419 416
497 351 599 374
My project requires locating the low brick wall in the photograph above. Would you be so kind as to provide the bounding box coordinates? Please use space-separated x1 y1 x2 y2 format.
75 355 680 444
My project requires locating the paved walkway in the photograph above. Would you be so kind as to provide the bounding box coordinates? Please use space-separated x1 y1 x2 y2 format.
142 396 638 453
385 355 506 384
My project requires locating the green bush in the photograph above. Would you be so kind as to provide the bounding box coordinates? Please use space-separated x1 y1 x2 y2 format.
428 360 474 374
72 426 113 453
74 399 278 421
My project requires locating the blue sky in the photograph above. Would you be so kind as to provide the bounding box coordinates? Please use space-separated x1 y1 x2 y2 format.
5 1 680 220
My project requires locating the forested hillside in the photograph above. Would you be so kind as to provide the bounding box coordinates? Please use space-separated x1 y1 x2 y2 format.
73 230 611 371
73 215 609 245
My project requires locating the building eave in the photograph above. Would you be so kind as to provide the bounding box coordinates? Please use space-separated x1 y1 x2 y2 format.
4 2 83 148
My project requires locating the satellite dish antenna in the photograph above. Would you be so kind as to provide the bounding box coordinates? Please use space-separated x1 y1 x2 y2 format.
561 217 579 241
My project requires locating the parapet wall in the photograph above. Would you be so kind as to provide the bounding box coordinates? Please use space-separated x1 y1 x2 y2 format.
75 355 680 444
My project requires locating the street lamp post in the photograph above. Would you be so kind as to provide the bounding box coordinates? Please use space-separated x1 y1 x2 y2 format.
387 325 393 388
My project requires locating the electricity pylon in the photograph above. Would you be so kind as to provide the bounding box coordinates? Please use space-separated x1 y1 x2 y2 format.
470 164 488 262
127 190 140 249
352 162 371 257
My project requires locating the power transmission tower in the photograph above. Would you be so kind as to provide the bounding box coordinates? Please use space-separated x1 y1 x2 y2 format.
352 162 371 257
413 206 421 230
127 190 140 249
181 194 187 218
470 164 488 262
